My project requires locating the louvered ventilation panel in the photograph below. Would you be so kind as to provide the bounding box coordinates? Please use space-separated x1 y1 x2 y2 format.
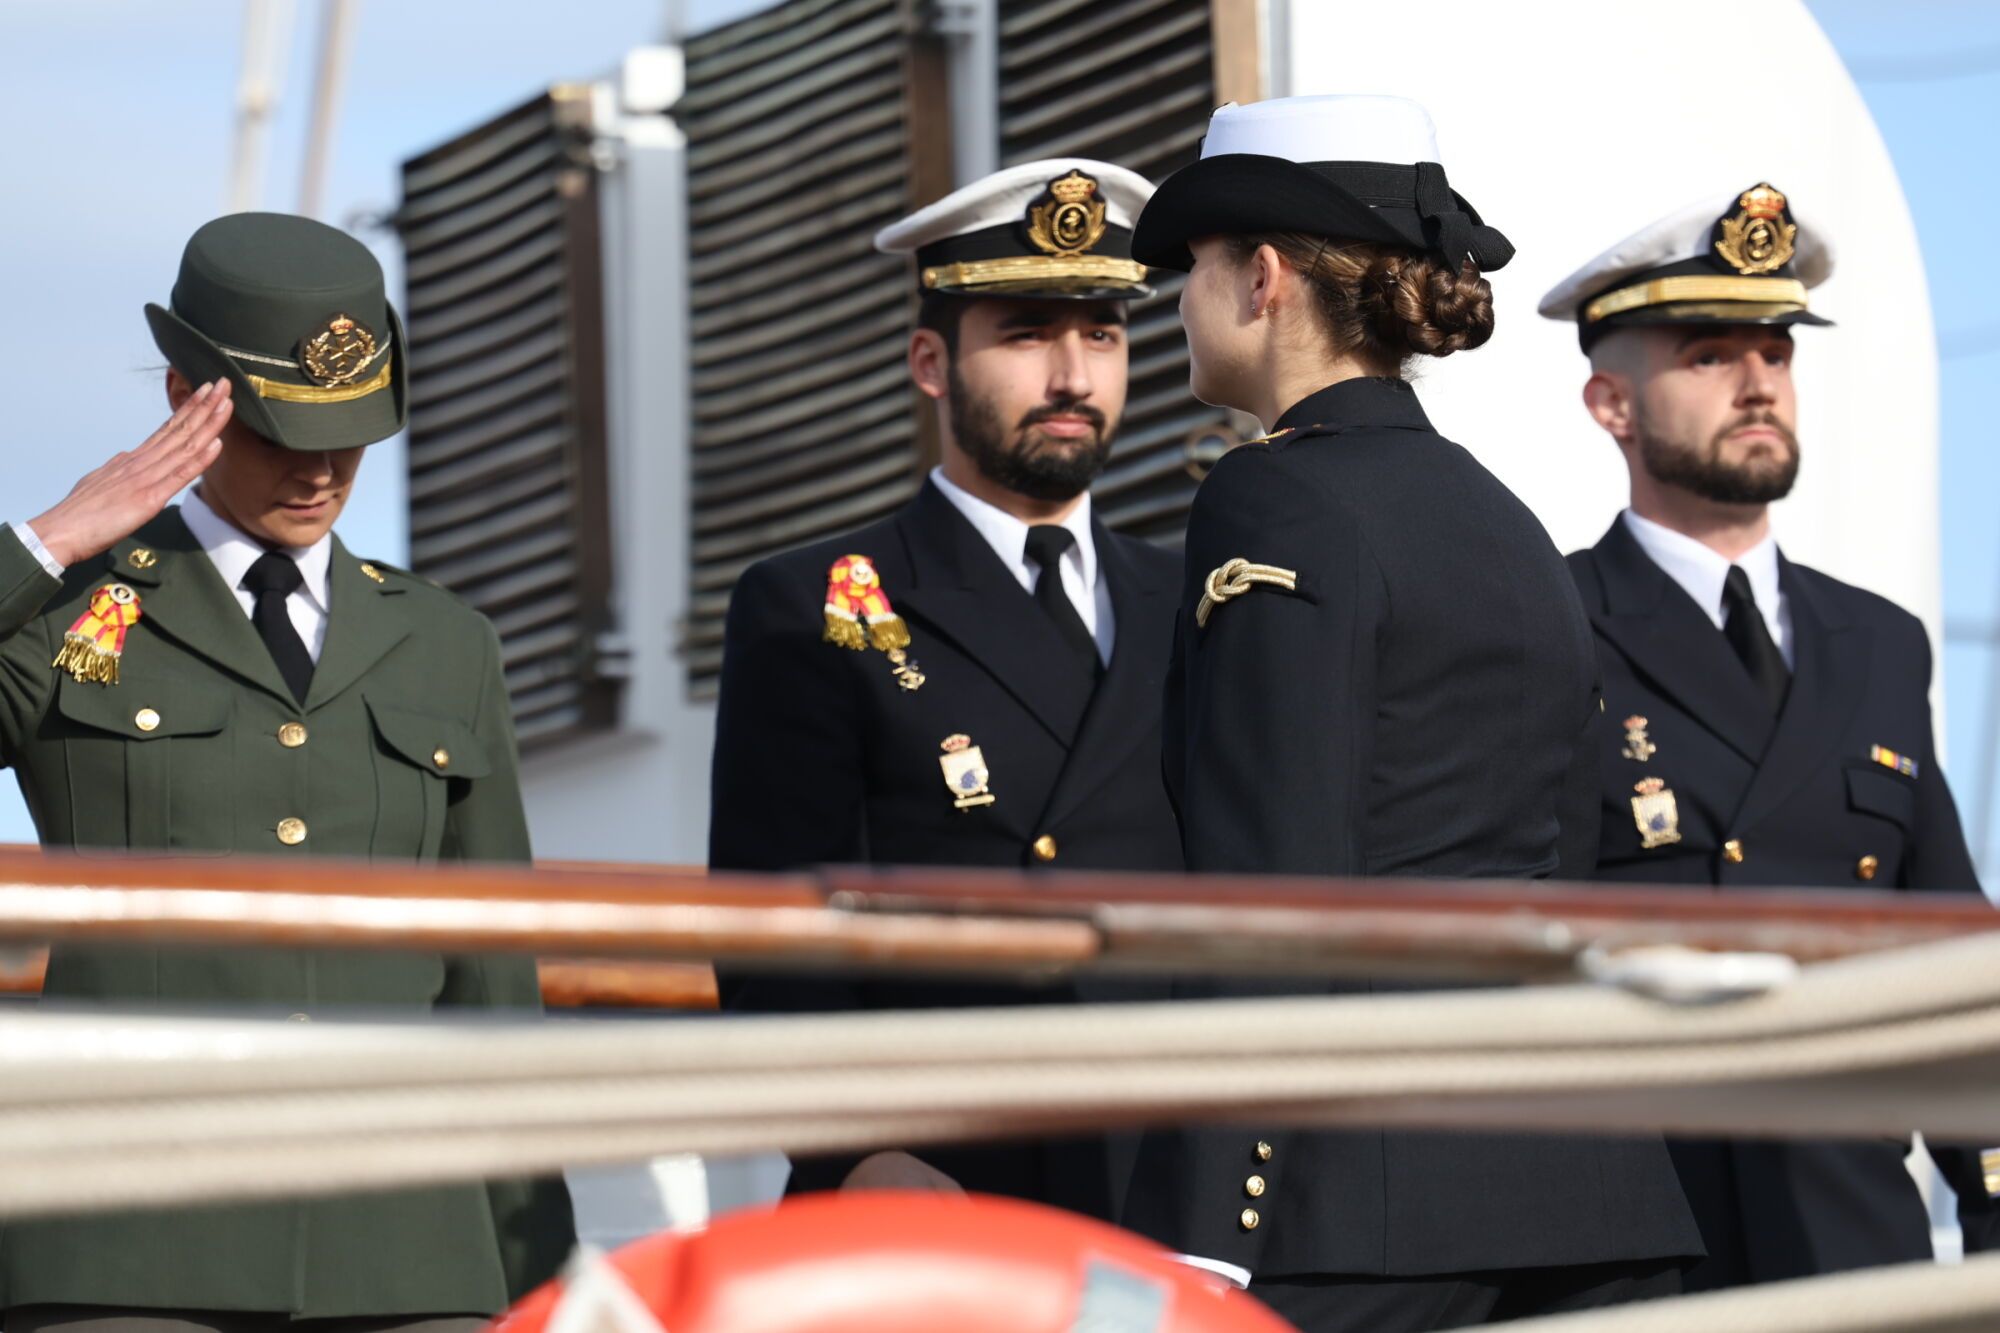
680 0 921 697
398 90 618 747
999 0 1225 542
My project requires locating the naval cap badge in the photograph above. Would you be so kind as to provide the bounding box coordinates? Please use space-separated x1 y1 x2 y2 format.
299 313 380 387
1027 169 1108 258
1713 182 1798 276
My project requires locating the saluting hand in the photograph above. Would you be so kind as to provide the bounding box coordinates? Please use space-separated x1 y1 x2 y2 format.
29 380 233 569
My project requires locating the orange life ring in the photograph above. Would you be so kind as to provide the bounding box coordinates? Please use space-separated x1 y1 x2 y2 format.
493 1191 1294 1333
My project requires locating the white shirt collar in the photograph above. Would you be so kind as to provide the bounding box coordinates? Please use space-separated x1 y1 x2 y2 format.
928 467 1098 591
180 487 333 613
1621 509 1781 631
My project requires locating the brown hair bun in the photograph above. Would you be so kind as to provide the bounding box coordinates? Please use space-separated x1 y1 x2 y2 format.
1227 233 1496 369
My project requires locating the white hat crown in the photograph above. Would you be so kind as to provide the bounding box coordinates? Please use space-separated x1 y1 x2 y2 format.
1200 95 1442 167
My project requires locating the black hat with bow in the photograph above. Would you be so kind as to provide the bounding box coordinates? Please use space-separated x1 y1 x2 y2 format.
1131 95 1513 277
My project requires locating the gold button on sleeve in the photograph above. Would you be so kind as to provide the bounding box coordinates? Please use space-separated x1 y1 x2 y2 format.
1722 839 1745 864
278 722 308 748
1239 1208 1260 1231
1857 855 1880 881
1255 1141 1273 1162
276 817 308 846
128 549 157 570
1032 835 1058 862
134 708 161 732
1245 1175 1267 1198
432 747 451 770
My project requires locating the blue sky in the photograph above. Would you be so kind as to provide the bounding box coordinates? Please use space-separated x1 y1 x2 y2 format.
1806 0 2000 871
3 1 1997 866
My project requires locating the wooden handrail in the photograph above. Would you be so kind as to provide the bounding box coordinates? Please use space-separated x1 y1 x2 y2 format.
0 845 1992 997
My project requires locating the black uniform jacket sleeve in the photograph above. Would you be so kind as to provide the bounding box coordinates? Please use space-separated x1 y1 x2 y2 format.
709 555 867 871
1169 443 1377 875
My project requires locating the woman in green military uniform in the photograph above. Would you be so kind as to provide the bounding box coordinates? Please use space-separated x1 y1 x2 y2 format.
0 213 573 1333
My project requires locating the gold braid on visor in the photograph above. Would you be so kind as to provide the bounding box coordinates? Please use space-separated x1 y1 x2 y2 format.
1583 276 1809 325
923 255 1149 291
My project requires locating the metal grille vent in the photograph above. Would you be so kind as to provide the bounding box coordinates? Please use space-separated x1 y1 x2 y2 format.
680 0 922 696
998 0 1229 540
397 89 618 748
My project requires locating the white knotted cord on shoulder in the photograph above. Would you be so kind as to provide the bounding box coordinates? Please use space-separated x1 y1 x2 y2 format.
1195 558 1299 628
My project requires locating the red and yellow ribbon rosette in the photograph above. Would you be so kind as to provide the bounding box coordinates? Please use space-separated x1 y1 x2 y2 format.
822 554 911 653
52 583 143 686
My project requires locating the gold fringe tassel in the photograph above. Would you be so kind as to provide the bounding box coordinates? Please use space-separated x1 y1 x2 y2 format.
823 613 867 651
52 635 120 686
867 615 911 653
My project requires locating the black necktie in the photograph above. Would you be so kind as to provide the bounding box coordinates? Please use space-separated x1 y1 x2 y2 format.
242 551 314 704
1023 525 1100 678
1722 565 1789 714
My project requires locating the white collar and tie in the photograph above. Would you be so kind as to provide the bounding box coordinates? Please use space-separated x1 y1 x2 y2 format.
1622 509 1793 669
929 467 1116 665
179 487 336 663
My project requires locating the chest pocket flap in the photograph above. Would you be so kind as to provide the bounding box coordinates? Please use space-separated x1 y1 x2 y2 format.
1846 763 1917 830
57 675 231 740
365 697 491 779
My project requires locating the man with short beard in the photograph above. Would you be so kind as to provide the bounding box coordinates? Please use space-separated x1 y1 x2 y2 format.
709 160 1180 1214
1543 183 1996 1290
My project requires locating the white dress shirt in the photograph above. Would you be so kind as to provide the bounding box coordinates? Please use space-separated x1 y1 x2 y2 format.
1622 509 1793 668
929 467 1116 665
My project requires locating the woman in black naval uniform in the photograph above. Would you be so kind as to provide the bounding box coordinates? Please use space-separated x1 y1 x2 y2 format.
1117 97 1701 1332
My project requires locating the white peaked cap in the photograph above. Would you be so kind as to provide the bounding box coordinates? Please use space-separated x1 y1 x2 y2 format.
1540 185 1836 323
874 158 1154 254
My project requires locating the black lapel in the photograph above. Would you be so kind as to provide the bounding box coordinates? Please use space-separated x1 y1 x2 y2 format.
1729 559 1868 831
1038 524 1176 828
1581 518 1775 765
106 511 299 708
891 481 1096 744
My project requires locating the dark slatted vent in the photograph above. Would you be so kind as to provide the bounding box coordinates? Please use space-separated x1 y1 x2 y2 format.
680 0 921 696
999 0 1228 540
397 89 618 747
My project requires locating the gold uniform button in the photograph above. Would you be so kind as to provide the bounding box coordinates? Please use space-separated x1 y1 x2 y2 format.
1857 855 1880 882
276 817 308 846
278 722 309 749
1245 1175 1267 1198
1032 835 1058 862
1239 1208 1260 1231
1255 1141 1274 1163
432 747 451 770
134 708 161 732
1722 839 1745 864
128 548 157 570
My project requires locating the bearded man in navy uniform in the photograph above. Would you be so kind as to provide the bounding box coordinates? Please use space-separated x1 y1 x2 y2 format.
1543 181 1998 1289
708 160 1180 1216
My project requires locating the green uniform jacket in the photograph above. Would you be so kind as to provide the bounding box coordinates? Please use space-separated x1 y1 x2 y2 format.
0 512 574 1318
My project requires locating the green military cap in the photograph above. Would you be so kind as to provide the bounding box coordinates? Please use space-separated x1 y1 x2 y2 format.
145 212 408 451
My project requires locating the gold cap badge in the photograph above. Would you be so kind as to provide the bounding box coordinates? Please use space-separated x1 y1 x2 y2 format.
1714 183 1797 276
1027 169 1108 257
299 313 380 387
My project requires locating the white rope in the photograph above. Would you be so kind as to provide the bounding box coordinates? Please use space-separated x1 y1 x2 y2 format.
3 931 2000 1219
